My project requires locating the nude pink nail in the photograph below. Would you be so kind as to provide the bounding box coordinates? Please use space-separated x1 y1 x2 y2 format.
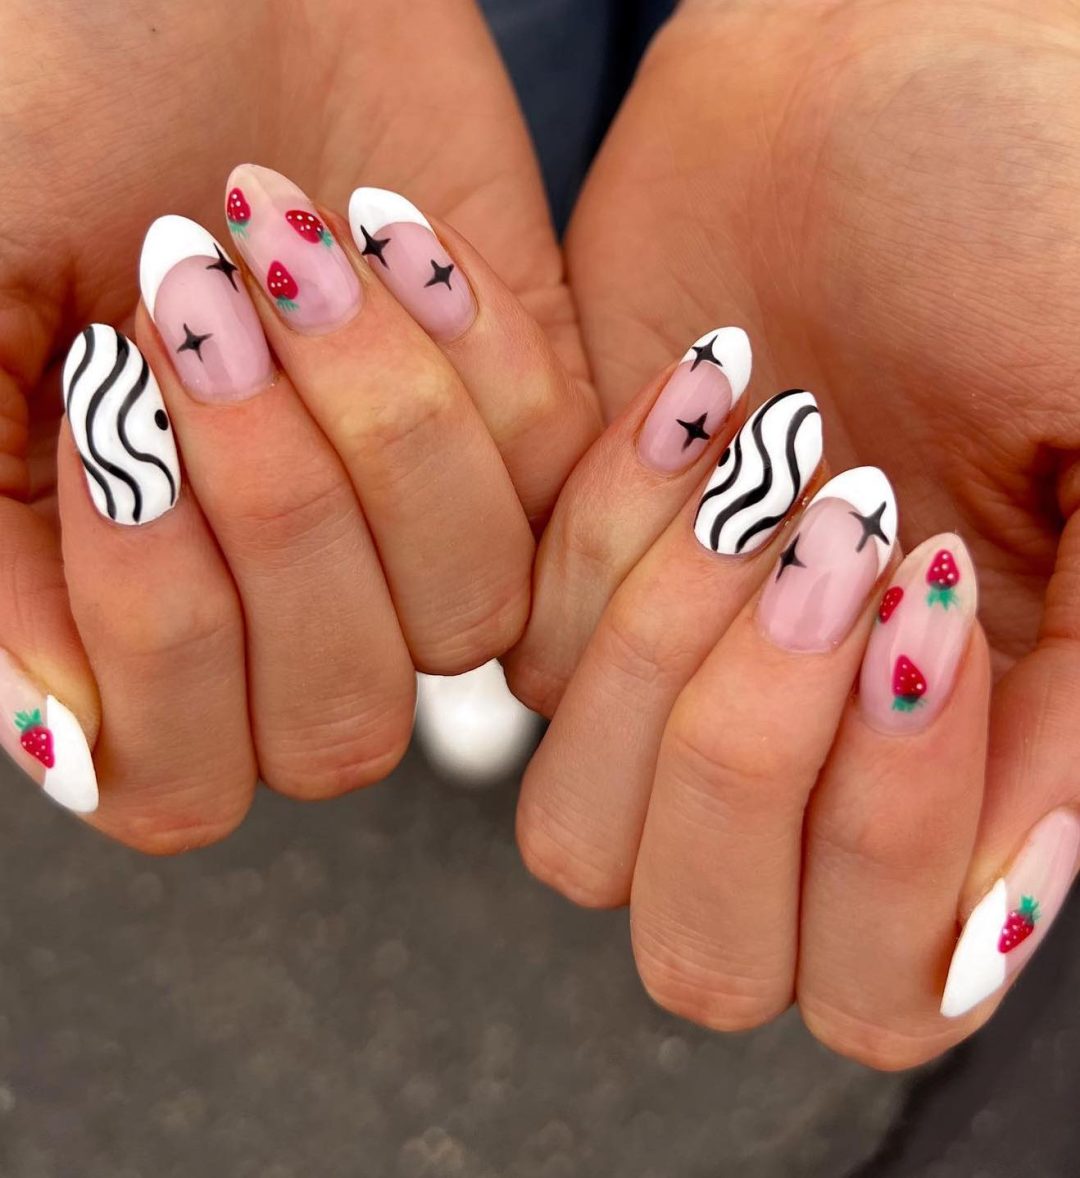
348 188 476 342
226 165 361 334
859 534 978 734
140 216 273 402
941 809 1080 1017
758 468 897 652
637 328 751 473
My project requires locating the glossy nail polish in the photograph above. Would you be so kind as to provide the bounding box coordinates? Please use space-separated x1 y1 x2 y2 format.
140 215 273 402
348 188 476 341
226 165 361 334
0 649 97 813
62 325 181 526
637 328 751 473
757 467 897 652
941 809 1080 1017
694 389 822 556
859 534 977 733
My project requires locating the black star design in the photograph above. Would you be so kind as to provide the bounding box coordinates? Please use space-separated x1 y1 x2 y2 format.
849 502 890 552
776 535 806 580
205 244 239 291
676 412 711 450
690 335 723 372
360 225 391 268
425 260 455 290
177 323 212 361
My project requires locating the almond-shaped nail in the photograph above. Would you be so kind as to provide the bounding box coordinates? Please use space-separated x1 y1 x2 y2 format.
62 325 181 526
941 809 1080 1018
637 328 751 473
859 534 977 733
226 165 361 334
693 389 822 556
0 649 97 813
757 467 897 652
140 215 273 402
348 188 476 342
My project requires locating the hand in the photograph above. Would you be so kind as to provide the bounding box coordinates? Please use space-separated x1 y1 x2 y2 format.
559 0 1080 1066
0 0 597 849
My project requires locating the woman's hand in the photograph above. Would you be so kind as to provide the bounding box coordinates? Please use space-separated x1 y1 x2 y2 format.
561 0 1080 1066
0 1 598 848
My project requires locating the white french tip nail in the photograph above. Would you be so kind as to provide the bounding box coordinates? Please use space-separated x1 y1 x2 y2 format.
62 325 180 526
807 466 898 577
40 695 99 813
694 389 822 556
940 879 1010 1018
140 215 227 318
680 327 753 403
348 187 433 239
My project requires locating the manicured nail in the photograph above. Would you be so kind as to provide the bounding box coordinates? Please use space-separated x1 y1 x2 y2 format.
637 328 751 473
140 215 273 402
941 809 1080 1018
859 534 977 733
757 467 897 652
0 649 97 813
225 165 361 334
694 389 822 555
62 325 180 526
348 188 476 342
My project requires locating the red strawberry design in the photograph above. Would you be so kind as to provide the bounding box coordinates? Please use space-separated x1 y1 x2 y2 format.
285 209 333 247
15 709 54 769
926 548 960 609
266 261 299 312
891 655 927 712
998 895 1040 953
878 586 904 624
226 188 251 236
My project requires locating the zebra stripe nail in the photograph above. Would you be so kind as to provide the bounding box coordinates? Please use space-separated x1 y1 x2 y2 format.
693 389 822 556
62 325 180 526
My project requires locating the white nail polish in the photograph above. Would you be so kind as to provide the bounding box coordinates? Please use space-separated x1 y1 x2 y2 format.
140 215 225 317
62 325 180 526
679 327 753 404
694 389 822 556
806 466 897 575
348 187 433 237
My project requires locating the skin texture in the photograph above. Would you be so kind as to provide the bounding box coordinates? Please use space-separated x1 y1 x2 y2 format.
555 0 1080 1068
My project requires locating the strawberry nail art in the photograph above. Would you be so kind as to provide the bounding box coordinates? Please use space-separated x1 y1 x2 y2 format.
0 649 98 814
859 534 977 734
348 187 476 342
942 809 1080 1018
225 164 360 334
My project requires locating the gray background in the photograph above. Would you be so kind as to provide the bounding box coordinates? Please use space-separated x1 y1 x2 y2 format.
2 1 1077 1173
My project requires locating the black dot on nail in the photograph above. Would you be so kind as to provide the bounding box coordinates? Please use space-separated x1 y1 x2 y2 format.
155 409 170 431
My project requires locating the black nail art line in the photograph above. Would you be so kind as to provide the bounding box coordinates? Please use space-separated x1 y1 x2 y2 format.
117 354 177 508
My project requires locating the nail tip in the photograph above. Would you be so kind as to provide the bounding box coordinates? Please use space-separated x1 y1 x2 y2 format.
348 186 432 237
140 214 224 318
810 466 898 576
682 326 753 402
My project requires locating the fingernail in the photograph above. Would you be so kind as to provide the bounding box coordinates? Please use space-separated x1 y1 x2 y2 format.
348 188 476 342
693 389 822 555
0 649 97 813
941 809 1080 1017
859 534 977 733
225 164 361 334
62 325 181 526
757 467 897 652
140 215 274 402
637 328 751 473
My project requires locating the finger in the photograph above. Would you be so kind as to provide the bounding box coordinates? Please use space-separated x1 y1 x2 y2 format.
348 187 603 526
799 535 990 1070
517 389 823 907
225 164 533 672
137 216 414 799
59 325 254 852
630 469 898 1030
506 327 752 714
935 477 1080 1024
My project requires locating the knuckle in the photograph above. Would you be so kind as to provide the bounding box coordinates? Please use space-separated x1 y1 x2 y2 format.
596 595 675 692
109 581 238 662
801 999 959 1072
502 650 566 719
342 354 457 460
632 919 791 1032
103 783 254 856
412 571 531 674
559 498 620 585
812 799 950 883
516 793 630 909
